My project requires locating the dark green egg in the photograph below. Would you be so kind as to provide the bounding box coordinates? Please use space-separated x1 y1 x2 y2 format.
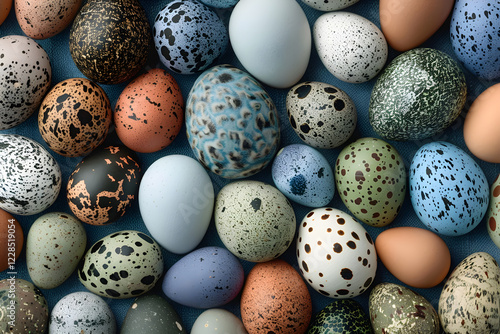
69 0 151 85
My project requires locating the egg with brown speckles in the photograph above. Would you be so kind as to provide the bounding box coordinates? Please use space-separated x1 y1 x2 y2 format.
487 173 500 249
115 68 184 153
69 0 151 84
38 78 112 157
241 259 312 334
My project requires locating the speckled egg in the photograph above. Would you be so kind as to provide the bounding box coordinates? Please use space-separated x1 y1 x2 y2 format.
369 48 467 141
199 0 239 8
313 12 388 83
0 278 48 333
49 291 116 333
451 1 500 80
162 246 244 309
67 145 141 225
439 252 500 333
307 299 372 334
335 137 407 227
78 230 164 299
0 35 51 130
26 212 86 289
241 259 312 334
15 0 82 39
121 294 187 334
0 134 61 216
215 181 296 262
302 0 360 11
286 81 357 149
409 141 489 236
369 283 440 334
153 0 228 74
0 209 23 273
297 207 377 298
69 0 151 84
38 78 112 157
272 144 335 207
191 309 247 334
114 68 184 153
487 174 500 249
186 64 280 179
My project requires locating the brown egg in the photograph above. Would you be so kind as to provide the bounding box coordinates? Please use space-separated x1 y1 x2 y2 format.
464 83 500 163
241 259 312 334
379 0 454 51
375 226 451 288
38 78 112 157
0 209 23 272
0 0 12 26
114 68 184 153
15 0 82 39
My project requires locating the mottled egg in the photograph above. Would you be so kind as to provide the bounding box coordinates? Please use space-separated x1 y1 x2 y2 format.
49 291 116 333
370 283 440 334
439 252 500 333
451 1 500 80
286 81 357 149
26 212 87 289
153 0 228 74
0 0 11 26
297 207 377 298
114 68 184 153
241 259 312 334
162 246 244 309
69 0 151 84
0 209 23 272
191 309 247 334
186 64 280 179
0 134 61 215
0 35 51 130
38 78 112 157
370 48 467 141
215 181 296 262
78 230 164 299
67 145 141 225
121 294 187 334
488 174 500 249
409 141 489 236
307 299 372 334
335 137 406 227
15 0 82 39
199 0 239 8
302 0 360 11
0 278 48 333
314 12 388 83
272 144 335 207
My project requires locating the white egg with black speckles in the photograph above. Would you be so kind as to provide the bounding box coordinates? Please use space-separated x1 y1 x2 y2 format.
49 291 116 333
0 134 61 216
302 0 360 11
314 12 388 83
286 81 357 149
215 181 296 262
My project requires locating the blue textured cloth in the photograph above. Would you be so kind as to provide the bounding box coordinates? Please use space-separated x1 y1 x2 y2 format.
1 0 500 331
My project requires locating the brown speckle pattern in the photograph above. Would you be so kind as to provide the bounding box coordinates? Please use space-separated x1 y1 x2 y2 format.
488 173 500 249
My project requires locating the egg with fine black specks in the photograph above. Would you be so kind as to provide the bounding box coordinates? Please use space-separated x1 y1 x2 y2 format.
302 0 360 11
307 299 372 334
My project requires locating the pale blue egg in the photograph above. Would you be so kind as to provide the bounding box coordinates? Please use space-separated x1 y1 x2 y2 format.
199 0 239 8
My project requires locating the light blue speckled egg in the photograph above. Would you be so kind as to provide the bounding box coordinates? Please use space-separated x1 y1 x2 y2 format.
272 144 335 207
450 1 500 80
153 0 228 74
409 141 489 236
186 64 280 179
199 0 239 8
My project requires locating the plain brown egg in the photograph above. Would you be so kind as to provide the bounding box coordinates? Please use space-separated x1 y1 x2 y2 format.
0 0 12 26
0 209 24 272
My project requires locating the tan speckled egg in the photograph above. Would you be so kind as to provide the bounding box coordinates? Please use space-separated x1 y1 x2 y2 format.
15 0 82 39
241 259 312 334
38 78 112 157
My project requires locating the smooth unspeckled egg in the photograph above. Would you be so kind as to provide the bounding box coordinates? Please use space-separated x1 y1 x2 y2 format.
199 0 239 8
153 0 228 75
314 12 388 83
0 134 62 216
0 209 23 272
229 0 311 88
0 35 51 130
409 141 489 236
307 299 372 334
0 0 11 26
488 174 500 249
302 0 360 11
241 259 312 334
114 68 184 153
286 81 357 149
191 309 247 334
215 181 296 262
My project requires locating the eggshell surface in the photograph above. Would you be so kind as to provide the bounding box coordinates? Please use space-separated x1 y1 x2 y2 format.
302 0 360 11
199 0 238 8
488 174 500 249
191 309 247 334
0 0 11 26
0 209 23 272
307 299 372 334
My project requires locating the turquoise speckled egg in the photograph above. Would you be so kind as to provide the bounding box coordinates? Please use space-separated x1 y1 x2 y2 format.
186 64 280 179
369 48 467 141
487 174 500 249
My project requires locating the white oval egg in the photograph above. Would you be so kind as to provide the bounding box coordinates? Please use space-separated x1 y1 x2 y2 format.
191 309 247 334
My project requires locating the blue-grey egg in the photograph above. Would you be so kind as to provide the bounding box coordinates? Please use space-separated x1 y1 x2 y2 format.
162 246 244 309
153 0 228 74
272 144 335 207
307 299 372 334
199 0 239 8
409 141 489 236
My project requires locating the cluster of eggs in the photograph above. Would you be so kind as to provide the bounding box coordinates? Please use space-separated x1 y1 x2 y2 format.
1 0 500 333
